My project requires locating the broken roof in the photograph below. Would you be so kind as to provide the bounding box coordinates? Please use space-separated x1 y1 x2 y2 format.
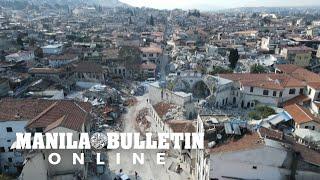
167 120 196 133
153 102 176 118
208 132 264 154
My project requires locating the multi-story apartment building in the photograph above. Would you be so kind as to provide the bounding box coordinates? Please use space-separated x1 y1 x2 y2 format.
140 43 163 64
215 64 320 109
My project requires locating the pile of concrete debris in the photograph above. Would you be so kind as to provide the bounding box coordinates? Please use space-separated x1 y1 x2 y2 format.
123 97 137 106
135 108 151 132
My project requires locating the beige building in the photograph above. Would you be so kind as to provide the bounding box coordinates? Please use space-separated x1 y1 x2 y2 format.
280 46 313 67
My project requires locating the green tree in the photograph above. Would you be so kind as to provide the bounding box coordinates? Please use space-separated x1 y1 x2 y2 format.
248 105 276 120
209 66 233 75
250 64 267 74
228 49 239 69
149 15 154 26
16 34 24 47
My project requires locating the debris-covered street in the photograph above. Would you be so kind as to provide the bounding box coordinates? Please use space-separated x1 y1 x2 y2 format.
103 93 191 180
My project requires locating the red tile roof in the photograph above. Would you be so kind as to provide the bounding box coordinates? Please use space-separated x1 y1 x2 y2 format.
276 64 300 73
308 82 320 90
219 73 305 90
140 45 162 54
283 94 311 107
27 100 92 131
276 64 320 83
140 62 157 70
0 99 53 121
284 104 319 124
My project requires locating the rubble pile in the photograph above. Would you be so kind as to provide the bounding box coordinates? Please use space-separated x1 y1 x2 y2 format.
123 97 137 106
135 108 151 132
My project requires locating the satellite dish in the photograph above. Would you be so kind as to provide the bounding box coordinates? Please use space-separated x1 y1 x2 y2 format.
217 134 222 139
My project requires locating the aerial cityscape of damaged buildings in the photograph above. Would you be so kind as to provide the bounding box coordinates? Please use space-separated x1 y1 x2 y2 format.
1 0 320 179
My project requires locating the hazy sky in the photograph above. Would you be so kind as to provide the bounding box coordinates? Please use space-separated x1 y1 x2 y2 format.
119 0 320 10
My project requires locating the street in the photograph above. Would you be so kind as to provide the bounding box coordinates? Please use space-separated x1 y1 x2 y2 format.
103 94 191 180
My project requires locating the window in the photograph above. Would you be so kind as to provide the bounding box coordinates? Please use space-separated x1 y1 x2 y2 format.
6 127 13 132
279 91 283 97
7 140 11 143
318 93 320 99
252 166 257 169
250 87 254 92
289 89 296 95
8 158 12 162
263 90 269 96
309 89 312 95
299 88 304 94
273 91 277 97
